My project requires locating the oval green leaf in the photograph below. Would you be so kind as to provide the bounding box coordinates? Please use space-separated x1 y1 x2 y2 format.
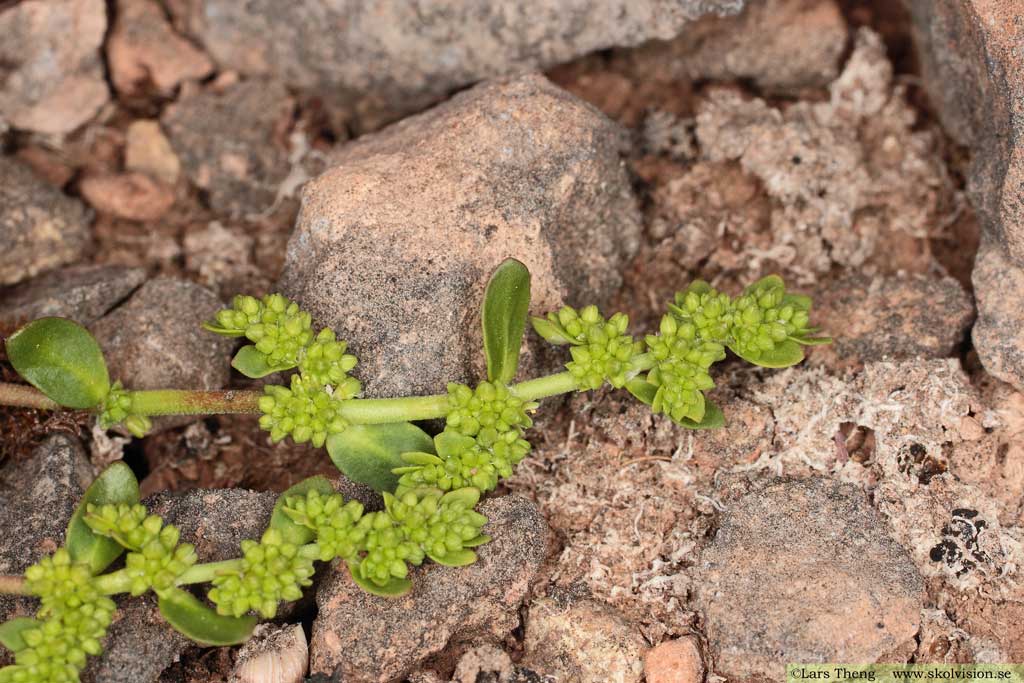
0 618 40 653
66 461 140 574
271 476 335 545
530 316 573 346
347 563 412 597
441 487 481 508
482 259 532 384
5 317 110 409
427 549 478 567
327 422 435 492
729 339 804 368
231 345 295 378
462 534 491 548
625 378 658 406
674 401 726 430
158 587 257 646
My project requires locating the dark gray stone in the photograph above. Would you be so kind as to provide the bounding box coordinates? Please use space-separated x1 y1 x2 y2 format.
0 265 146 327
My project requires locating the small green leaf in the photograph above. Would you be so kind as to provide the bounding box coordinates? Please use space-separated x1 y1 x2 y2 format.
441 487 482 508
201 321 246 338
5 317 110 409
347 564 412 597
399 452 444 466
434 431 476 459
67 462 140 574
327 423 435 492
675 401 726 430
481 258 532 384
781 293 812 310
231 345 294 378
270 476 335 545
745 274 785 294
729 339 805 368
0 618 40 653
427 549 478 567
530 317 573 345
792 335 833 346
158 587 257 646
625 378 658 406
462 534 491 548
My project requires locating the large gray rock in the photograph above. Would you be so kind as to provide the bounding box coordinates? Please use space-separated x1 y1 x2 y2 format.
0 435 93 628
904 0 1024 390
0 265 145 327
176 0 745 130
89 278 231 392
695 478 925 680
310 495 547 682
0 157 91 286
280 73 642 398
0 0 109 134
162 79 295 218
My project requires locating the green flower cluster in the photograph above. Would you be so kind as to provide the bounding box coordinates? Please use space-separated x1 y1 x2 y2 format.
533 306 642 390
668 282 734 342
445 381 534 443
279 487 489 592
0 550 115 683
727 278 812 362
258 375 352 448
208 528 315 619
643 315 725 423
205 294 314 368
299 329 360 391
84 504 197 597
282 489 367 562
205 293 365 448
97 381 151 438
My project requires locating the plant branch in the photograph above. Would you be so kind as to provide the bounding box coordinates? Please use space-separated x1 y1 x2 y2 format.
0 382 60 411
0 574 29 596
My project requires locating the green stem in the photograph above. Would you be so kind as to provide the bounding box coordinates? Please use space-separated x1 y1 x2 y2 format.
0 382 60 411
128 390 261 416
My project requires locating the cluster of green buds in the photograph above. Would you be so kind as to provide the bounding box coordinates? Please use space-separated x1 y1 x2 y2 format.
208 529 315 619
205 294 314 368
727 277 813 363
643 315 724 423
84 504 197 597
258 375 351 447
204 295 365 448
532 305 643 390
394 381 536 495
0 550 116 683
97 381 151 438
282 489 367 563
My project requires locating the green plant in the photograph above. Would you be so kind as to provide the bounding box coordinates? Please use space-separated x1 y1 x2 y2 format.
0 260 829 681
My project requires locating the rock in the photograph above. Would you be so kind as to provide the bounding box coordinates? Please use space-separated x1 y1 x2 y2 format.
905 0 1024 389
231 623 308 683
178 0 746 131
310 495 547 682
125 120 182 185
107 0 213 97
635 0 847 93
0 0 109 134
0 157 91 286
644 637 705 683
162 79 295 217
79 173 176 222
89 278 231 392
972 237 1024 391
280 74 642 398
0 435 93 626
521 596 647 683
810 272 974 371
694 478 925 680
82 487 278 683
0 264 145 327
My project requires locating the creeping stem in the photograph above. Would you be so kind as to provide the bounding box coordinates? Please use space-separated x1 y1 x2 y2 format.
0 574 29 596
0 363 655 426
